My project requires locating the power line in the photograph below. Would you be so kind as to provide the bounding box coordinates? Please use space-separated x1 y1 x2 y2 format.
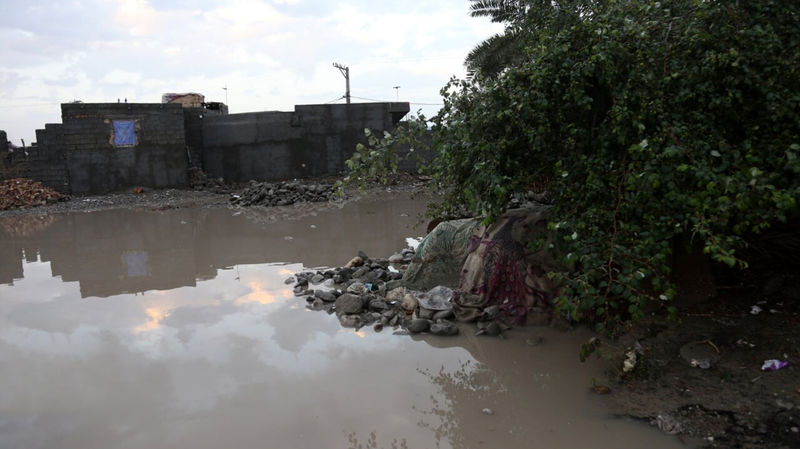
323 95 345 104
350 95 442 106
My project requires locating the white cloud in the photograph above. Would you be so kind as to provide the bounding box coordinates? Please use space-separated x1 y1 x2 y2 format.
101 69 143 85
0 0 503 143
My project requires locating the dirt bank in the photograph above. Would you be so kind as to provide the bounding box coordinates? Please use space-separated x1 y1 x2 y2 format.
0 174 428 219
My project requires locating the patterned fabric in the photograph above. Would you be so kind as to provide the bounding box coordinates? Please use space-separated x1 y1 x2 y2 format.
454 207 561 325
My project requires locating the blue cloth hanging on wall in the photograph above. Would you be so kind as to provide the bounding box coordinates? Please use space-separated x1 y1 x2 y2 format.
113 120 135 146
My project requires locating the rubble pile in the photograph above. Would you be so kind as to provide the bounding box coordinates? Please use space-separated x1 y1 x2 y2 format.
230 180 338 207
290 248 463 337
0 178 64 211
188 167 228 193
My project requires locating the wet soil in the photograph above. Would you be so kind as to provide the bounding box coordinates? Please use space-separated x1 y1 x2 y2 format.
0 173 427 219
603 269 800 449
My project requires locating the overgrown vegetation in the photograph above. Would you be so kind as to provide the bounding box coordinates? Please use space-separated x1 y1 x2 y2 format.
343 0 800 331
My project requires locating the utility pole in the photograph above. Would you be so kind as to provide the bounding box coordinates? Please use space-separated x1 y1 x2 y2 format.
332 62 350 104
222 85 228 105
393 86 401 101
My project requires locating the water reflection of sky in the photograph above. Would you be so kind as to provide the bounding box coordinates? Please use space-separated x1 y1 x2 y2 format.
0 254 473 449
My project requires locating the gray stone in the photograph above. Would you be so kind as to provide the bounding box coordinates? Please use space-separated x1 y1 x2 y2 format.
388 253 405 263
418 307 434 320
339 314 361 328
485 322 502 336
369 299 389 311
483 305 500 320
314 290 336 302
430 321 459 336
335 293 363 314
347 282 367 295
406 318 430 334
310 273 325 284
284 276 296 285
352 266 369 279
433 309 454 321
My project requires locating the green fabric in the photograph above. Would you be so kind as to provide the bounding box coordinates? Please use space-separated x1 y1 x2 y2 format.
398 218 480 291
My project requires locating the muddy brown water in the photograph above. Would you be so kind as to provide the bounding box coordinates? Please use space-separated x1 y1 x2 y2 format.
0 193 690 449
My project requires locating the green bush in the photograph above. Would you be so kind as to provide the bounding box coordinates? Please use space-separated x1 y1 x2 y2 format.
347 0 800 330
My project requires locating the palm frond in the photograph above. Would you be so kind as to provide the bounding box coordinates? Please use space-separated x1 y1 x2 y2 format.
469 0 526 23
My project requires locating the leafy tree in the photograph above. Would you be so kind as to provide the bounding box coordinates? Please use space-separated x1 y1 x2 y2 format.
347 0 800 330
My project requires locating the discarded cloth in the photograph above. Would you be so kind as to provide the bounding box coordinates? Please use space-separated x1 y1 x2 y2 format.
454 206 561 325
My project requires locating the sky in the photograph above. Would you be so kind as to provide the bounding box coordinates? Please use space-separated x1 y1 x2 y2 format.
0 0 503 144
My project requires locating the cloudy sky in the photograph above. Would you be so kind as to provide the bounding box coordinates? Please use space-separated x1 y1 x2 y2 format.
0 0 502 144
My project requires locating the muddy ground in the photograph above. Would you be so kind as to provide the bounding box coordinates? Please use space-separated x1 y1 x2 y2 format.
601 266 800 449
1 177 797 449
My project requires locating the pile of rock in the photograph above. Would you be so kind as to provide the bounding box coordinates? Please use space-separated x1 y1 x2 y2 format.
0 178 65 211
188 167 228 193
289 249 460 336
230 180 338 207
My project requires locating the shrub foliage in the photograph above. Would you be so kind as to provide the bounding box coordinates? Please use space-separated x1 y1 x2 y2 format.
350 0 800 329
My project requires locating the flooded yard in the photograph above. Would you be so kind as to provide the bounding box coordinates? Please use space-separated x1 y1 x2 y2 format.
0 193 688 449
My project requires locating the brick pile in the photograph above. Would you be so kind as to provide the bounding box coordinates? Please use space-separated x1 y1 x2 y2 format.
0 178 64 210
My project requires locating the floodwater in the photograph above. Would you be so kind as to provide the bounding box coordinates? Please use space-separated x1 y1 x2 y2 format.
0 193 688 449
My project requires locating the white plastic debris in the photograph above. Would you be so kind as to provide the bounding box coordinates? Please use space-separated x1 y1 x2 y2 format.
761 359 789 371
750 305 763 315
405 237 422 251
690 359 711 369
623 350 638 373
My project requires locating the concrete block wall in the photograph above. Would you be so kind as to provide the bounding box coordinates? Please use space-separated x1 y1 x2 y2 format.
0 125 71 192
61 103 188 194
3 101 413 195
200 102 410 183
25 124 70 192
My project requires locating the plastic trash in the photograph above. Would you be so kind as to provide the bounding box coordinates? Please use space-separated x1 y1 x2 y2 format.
750 305 763 315
406 237 422 251
417 286 454 311
690 359 711 369
761 359 789 371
